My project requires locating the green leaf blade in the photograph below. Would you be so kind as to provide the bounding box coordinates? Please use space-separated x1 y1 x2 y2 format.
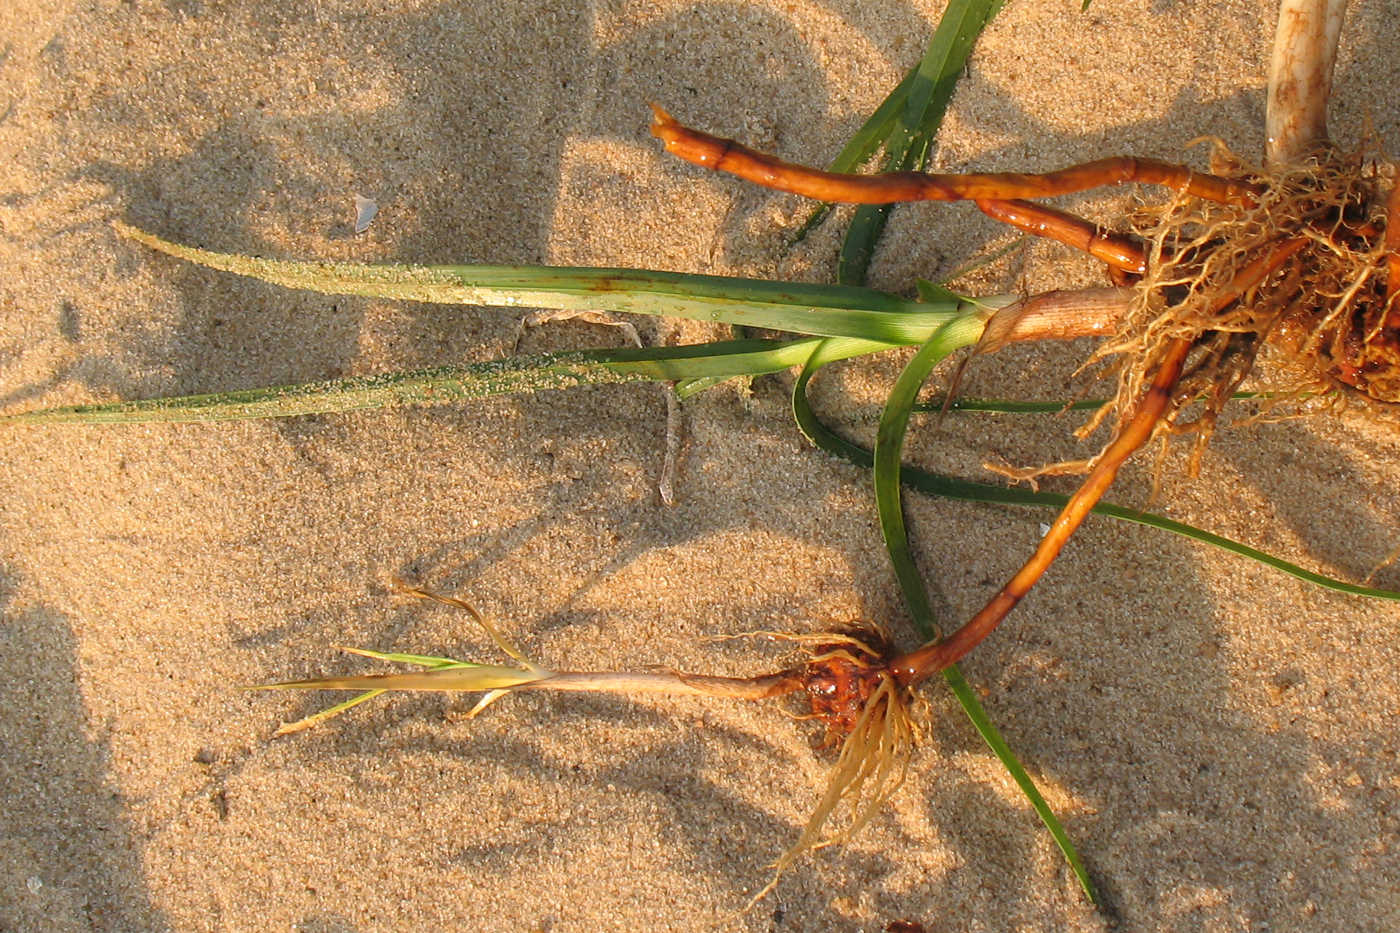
871 313 987 639
940 665 1098 903
5 338 904 425
116 224 964 344
792 388 1400 600
838 0 1006 285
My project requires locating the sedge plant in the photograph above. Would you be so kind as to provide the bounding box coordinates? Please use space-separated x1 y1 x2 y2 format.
5 0 1397 909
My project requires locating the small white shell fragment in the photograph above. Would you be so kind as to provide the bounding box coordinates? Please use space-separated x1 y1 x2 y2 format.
1038 522 1052 537
353 194 378 234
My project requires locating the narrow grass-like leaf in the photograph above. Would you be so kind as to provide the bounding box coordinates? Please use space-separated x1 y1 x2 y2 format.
825 68 920 175
116 224 964 345
940 663 1098 902
921 396 1105 413
7 354 648 424
838 206 898 286
914 279 965 305
272 689 387 737
261 663 548 693
269 647 483 736
920 390 1287 413
795 376 1400 600
788 65 920 245
869 315 1096 902
871 314 987 635
896 0 1008 155
921 237 1029 293
838 0 1007 285
4 337 894 424
336 647 479 668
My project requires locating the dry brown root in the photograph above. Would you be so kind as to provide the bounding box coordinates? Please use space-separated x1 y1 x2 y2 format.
981 455 1096 491
1092 144 1400 465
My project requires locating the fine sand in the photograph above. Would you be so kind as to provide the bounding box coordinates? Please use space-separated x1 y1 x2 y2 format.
3 1 1399 929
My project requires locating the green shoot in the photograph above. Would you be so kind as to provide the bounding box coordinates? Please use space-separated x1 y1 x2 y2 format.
838 0 1007 285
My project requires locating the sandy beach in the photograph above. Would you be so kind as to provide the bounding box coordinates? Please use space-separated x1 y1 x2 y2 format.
3 0 1399 929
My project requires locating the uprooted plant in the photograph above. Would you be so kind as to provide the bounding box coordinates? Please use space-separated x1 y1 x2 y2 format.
6 0 1397 909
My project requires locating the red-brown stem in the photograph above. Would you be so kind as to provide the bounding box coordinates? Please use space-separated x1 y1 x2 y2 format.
889 237 1308 686
888 337 1190 685
976 198 1148 274
650 105 1261 208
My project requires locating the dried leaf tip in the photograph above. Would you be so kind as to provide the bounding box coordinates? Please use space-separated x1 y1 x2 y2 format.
647 101 673 128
